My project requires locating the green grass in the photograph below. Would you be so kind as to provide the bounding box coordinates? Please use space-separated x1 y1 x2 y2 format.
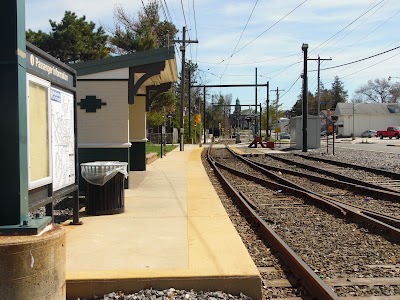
146 142 178 157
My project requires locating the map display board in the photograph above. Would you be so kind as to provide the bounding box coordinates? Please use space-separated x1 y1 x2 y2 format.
51 87 75 191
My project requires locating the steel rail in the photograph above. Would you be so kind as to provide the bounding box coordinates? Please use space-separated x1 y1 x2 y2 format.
220 145 400 239
256 155 400 200
224 146 400 229
266 153 400 194
294 153 400 180
245 158 400 229
207 147 341 300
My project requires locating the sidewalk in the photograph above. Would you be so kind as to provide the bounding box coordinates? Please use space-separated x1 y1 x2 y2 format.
64 144 261 300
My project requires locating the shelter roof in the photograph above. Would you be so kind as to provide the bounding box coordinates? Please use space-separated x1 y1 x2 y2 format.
73 47 176 76
72 47 177 96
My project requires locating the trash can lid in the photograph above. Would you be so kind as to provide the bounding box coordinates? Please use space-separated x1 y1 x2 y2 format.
81 161 128 167
81 161 129 186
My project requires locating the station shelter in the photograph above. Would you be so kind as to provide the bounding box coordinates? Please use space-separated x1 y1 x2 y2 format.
72 47 177 188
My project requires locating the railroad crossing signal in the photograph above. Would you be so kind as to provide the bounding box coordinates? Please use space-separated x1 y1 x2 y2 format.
195 114 201 124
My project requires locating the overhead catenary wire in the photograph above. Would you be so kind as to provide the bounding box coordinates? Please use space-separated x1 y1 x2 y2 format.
310 0 386 54
206 0 308 71
317 0 389 56
280 75 301 99
232 0 308 57
220 0 259 79
199 52 301 66
333 6 400 57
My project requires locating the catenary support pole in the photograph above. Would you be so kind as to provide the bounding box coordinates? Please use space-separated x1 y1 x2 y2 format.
302 43 309 152
266 81 269 140
255 67 258 137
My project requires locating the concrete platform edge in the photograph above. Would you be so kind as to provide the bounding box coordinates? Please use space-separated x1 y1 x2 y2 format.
66 275 261 300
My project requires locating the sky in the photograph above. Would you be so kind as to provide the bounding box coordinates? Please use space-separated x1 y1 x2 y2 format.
25 0 400 112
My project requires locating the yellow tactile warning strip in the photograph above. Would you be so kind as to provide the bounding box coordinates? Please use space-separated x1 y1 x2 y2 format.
65 145 261 300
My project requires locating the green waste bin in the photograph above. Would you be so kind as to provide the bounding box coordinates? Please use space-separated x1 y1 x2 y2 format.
81 161 128 215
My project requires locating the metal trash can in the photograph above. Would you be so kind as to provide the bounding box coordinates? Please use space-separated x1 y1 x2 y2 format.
81 161 128 215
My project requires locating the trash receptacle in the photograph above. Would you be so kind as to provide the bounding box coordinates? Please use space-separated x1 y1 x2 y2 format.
81 161 128 215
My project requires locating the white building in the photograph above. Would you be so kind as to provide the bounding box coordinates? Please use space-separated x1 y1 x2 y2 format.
334 103 400 137
277 117 290 133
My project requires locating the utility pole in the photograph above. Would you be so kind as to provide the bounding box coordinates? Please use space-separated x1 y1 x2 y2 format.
302 43 308 152
273 87 284 139
188 68 191 141
203 86 206 145
174 26 198 151
308 55 332 116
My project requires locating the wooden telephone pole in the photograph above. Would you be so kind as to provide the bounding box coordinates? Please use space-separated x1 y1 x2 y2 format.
174 26 198 151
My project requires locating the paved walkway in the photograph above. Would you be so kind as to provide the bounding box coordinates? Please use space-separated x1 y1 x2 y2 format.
64 144 261 300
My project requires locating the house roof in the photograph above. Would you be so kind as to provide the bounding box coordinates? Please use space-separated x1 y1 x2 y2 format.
335 103 394 115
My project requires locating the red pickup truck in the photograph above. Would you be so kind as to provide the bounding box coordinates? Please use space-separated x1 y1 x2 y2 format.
377 126 400 139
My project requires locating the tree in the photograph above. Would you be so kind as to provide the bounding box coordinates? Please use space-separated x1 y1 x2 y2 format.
315 82 331 111
289 91 317 117
354 78 399 103
109 1 178 54
147 87 178 138
330 76 348 108
27 11 110 64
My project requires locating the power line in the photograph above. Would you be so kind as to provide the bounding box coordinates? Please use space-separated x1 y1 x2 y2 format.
180 0 188 29
318 0 389 56
162 0 173 21
233 0 308 56
207 0 308 71
341 51 400 79
333 5 400 57
200 52 301 66
186 0 193 61
309 45 400 72
310 0 386 54
280 76 301 99
192 0 198 63
220 0 259 79
158 0 182 61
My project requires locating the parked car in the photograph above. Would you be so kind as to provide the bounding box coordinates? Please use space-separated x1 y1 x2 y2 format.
376 126 400 139
360 130 377 138
279 132 290 139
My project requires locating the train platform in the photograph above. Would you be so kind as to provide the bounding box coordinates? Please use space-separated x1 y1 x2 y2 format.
64 144 261 300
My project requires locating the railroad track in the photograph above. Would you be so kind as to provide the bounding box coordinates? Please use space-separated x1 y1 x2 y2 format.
206 144 400 300
269 152 400 194
244 154 400 227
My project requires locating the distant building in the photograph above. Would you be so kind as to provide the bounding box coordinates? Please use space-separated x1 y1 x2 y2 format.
334 103 400 137
277 117 290 133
